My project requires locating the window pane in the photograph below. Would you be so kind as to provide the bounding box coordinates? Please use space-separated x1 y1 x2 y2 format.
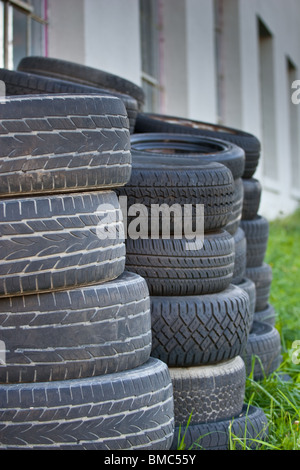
12 8 28 70
30 0 45 19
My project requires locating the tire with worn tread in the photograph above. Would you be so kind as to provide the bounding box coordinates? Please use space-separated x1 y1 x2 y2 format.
170 356 246 425
253 303 276 326
245 263 273 312
125 230 235 296
116 152 235 234
0 358 174 450
243 321 282 379
0 191 125 297
0 68 138 133
171 404 268 450
242 178 262 220
240 216 269 267
224 177 244 235
18 55 145 111
0 272 151 384
134 113 260 178
232 227 247 284
0 94 131 196
150 284 252 367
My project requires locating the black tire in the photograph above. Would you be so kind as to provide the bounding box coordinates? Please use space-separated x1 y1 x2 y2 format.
150 284 252 367
232 227 247 284
130 132 245 179
18 55 145 111
0 358 174 450
116 154 235 234
169 356 246 425
0 272 151 384
0 68 138 133
0 94 131 196
245 263 273 312
253 303 276 326
242 178 262 220
243 321 282 380
0 191 125 298
240 216 269 267
234 277 256 331
171 404 268 450
134 113 260 178
224 177 244 235
125 230 235 296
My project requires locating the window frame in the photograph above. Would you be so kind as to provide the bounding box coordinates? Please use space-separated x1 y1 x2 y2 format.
1 0 48 69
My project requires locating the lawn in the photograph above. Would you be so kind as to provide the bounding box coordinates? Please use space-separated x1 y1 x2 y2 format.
242 207 300 450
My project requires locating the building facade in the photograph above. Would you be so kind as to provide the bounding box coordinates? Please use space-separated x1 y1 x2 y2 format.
1 0 300 220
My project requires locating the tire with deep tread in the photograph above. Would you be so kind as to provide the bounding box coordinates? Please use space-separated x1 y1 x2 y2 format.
171 404 268 450
169 357 246 425
0 68 138 133
116 153 235 233
243 321 282 379
235 277 256 330
133 113 260 178
0 358 175 450
240 216 269 267
0 191 125 297
18 56 145 111
125 230 235 296
0 271 151 384
150 284 252 367
242 178 262 220
0 94 131 196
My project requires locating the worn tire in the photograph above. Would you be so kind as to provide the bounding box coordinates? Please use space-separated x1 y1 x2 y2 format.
0 94 131 196
0 68 138 133
116 152 235 234
243 321 282 380
253 303 276 326
171 404 268 450
232 227 247 284
169 357 245 425
242 178 262 220
0 358 174 450
125 230 235 296
18 55 145 111
240 216 269 267
130 132 245 179
134 113 260 178
0 191 125 297
0 272 151 384
150 284 252 367
245 263 273 312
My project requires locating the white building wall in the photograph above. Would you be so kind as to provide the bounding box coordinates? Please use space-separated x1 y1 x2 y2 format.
46 0 300 220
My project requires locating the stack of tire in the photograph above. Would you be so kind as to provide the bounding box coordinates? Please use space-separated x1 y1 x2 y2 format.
115 129 268 450
0 93 175 450
240 183 282 381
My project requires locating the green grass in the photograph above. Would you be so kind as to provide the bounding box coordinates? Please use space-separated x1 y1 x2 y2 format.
242 207 300 450
177 208 300 450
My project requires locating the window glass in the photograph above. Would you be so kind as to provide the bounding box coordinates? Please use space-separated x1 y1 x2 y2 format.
12 7 28 70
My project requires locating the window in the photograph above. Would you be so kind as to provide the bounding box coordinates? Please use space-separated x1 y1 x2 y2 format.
287 57 300 192
140 0 162 112
1 0 47 70
258 17 278 182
